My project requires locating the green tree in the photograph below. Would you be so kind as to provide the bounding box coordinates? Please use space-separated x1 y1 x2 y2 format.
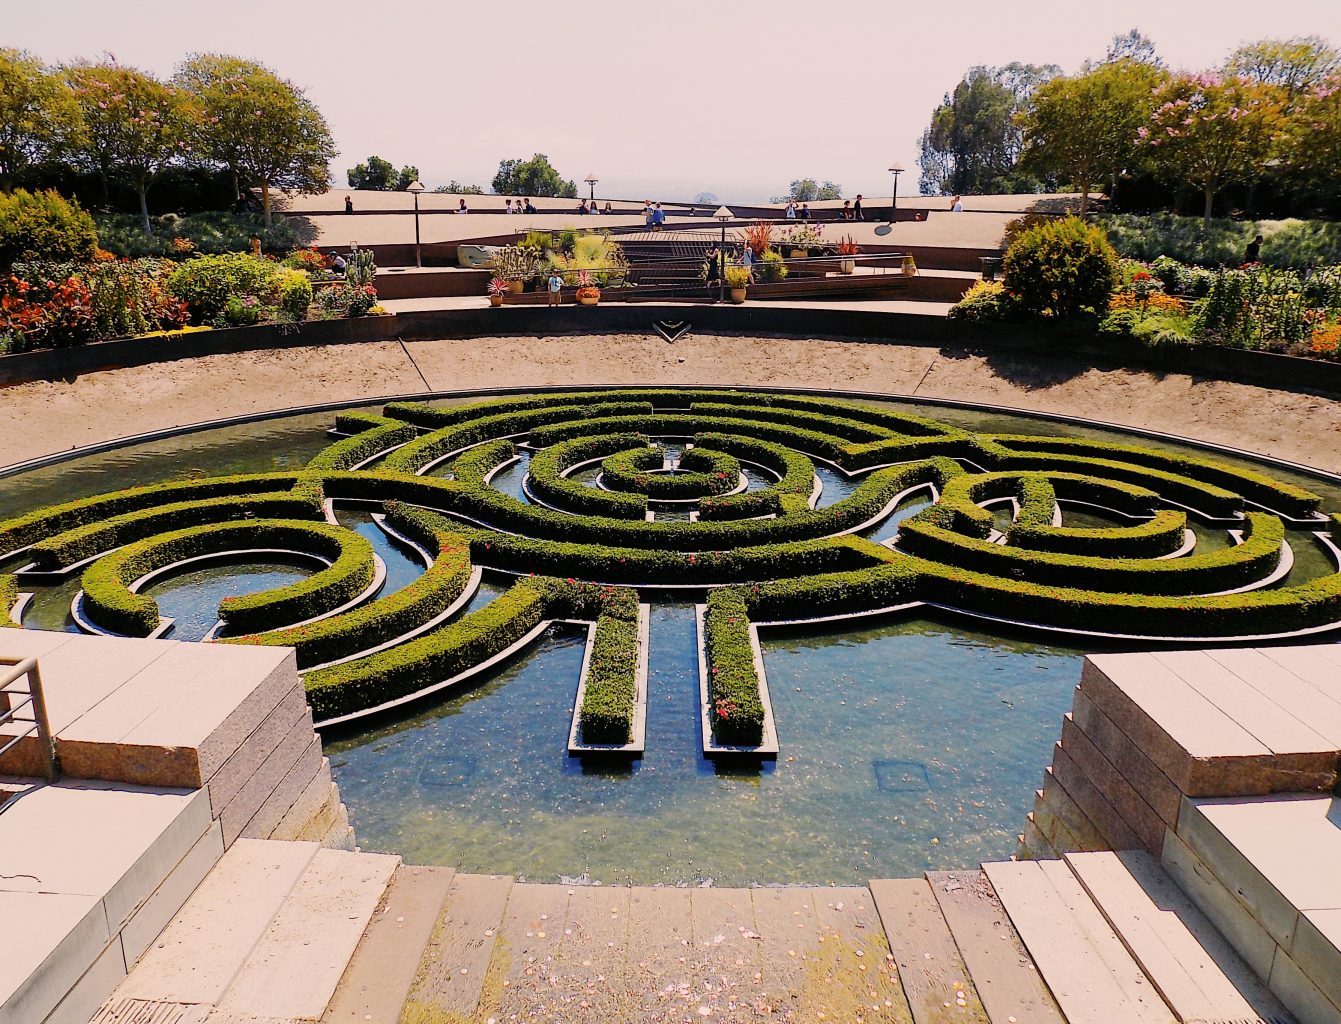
0 188 97 268
1020 60 1167 214
1285 72 1341 190
346 155 420 191
1138 73 1284 227
491 154 577 197
918 63 1058 196
1104 29 1162 67
770 179 842 203
65 61 193 234
172 55 333 225
1223 36 1340 107
433 181 484 194
0 48 80 189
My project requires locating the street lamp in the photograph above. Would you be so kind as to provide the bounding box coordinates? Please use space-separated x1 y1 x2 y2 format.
584 173 598 204
406 179 426 267
887 163 905 224
713 205 733 303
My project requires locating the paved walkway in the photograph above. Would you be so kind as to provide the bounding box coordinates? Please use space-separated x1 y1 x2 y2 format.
379 295 958 316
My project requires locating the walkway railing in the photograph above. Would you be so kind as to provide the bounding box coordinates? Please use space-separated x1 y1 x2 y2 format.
0 657 60 782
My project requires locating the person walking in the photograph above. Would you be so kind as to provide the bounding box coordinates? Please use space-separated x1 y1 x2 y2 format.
643 200 654 227
652 202 666 230
841 200 852 220
547 269 564 307
799 203 812 220
853 194 864 221
740 245 756 283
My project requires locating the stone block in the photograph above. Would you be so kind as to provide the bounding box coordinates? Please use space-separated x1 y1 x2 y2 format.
218 713 315 847
205 681 307 817
1291 909 1341 1012
1268 945 1341 1024
267 758 335 842
0 891 110 1024
119 820 224 967
1051 739 1143 851
1071 689 1182 828
40 935 126 1024
238 733 322 841
1061 716 1167 855
1038 769 1108 851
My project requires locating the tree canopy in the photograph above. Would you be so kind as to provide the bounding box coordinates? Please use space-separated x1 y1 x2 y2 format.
770 179 842 203
491 154 577 197
1223 36 1340 105
1020 59 1167 214
1104 29 1162 67
918 63 1058 196
0 48 79 188
176 54 335 224
346 155 419 191
433 181 485 194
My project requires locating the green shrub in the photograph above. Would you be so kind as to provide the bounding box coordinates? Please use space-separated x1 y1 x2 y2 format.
275 268 313 320
0 189 98 270
0 575 17 627
578 611 640 744
166 253 281 323
527 433 653 518
704 589 765 746
948 280 1021 322
759 249 788 282
307 417 417 472
1003 216 1120 317
601 446 740 499
92 211 308 260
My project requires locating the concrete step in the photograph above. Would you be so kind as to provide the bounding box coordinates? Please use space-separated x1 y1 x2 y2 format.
0 780 213 1024
1174 794 1341 1023
925 870 1064 1024
869 877 987 1023
213 848 399 1020
984 859 1175 1024
112 838 319 1007
320 864 455 1024
1064 850 1290 1023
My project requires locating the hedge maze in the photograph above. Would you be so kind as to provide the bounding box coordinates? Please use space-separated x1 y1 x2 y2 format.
3 388 1339 749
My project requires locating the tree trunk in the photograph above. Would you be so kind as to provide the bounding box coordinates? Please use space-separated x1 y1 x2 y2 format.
261 180 272 227
138 179 152 236
1202 184 1215 230
1078 185 1090 218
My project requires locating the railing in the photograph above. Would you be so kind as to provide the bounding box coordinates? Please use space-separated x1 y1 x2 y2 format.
0 657 60 782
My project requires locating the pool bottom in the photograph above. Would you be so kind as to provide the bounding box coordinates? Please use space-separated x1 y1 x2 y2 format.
323 605 1082 886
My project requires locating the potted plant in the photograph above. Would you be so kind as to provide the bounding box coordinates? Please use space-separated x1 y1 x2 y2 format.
488 277 508 306
491 246 537 293
781 223 824 258
836 235 859 274
724 265 750 303
575 269 601 306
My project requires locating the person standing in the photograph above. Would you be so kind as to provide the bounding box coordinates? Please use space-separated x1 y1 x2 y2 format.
785 201 797 219
799 203 811 220
1244 234 1264 264
458 198 469 213
643 200 654 227
841 200 852 220
547 269 563 306
505 198 513 214
603 201 613 215
344 195 354 214
853 194 864 221
652 203 665 230
950 195 963 212
741 245 756 283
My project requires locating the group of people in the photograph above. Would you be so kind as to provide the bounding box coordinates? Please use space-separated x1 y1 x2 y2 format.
643 201 667 230
781 197 867 220
501 198 538 214
783 201 814 220
574 200 614 215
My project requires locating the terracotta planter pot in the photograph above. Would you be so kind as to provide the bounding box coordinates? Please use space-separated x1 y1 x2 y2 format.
489 294 503 306
578 296 599 306
506 279 524 295
730 288 747 304
789 249 806 259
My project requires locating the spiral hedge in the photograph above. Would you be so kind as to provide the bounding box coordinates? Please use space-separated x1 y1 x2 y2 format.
3 388 1339 743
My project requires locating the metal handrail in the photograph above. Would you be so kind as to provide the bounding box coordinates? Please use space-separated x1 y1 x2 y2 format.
0 657 60 782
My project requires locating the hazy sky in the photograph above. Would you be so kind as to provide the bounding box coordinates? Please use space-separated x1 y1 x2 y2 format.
10 0 1341 202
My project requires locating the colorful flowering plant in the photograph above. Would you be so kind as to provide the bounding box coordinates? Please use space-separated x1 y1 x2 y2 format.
487 276 510 297
575 269 600 301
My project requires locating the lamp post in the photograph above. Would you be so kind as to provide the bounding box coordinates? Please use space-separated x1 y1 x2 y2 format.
584 173 598 205
406 179 426 267
713 205 733 303
887 163 905 225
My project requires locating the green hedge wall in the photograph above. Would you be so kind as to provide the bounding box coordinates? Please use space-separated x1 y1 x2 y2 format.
226 519 473 669
1009 508 1188 558
601 446 740 499
703 589 765 746
307 417 418 472
578 608 641 744
527 434 650 518
0 575 17 628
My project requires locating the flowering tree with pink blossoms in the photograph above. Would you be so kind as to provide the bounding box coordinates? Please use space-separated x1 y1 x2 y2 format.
1287 74 1341 191
1138 74 1283 228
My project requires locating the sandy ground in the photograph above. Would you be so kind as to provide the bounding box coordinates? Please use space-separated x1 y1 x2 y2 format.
2 333 1338 474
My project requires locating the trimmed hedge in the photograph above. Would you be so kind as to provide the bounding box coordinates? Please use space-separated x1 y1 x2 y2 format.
601 446 740 500
1010 508 1188 558
383 401 653 474
307 416 418 472
225 515 474 669
694 432 816 519
703 589 765 746
450 439 516 484
303 575 638 721
29 491 324 570
0 575 17 627
0 473 301 556
527 434 650 518
81 519 373 637
578 607 641 744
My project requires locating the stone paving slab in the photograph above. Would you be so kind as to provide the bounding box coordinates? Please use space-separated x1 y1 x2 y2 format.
0 890 109 1024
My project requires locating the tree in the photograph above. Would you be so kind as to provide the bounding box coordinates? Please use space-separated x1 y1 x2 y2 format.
918 63 1058 196
1285 72 1341 190
693 191 719 204
172 55 333 225
0 48 80 189
1104 29 1162 67
346 155 419 191
1138 74 1284 227
1224 36 1340 107
770 179 842 203
491 154 577 197
433 181 484 194
65 61 193 234
1020 60 1167 214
